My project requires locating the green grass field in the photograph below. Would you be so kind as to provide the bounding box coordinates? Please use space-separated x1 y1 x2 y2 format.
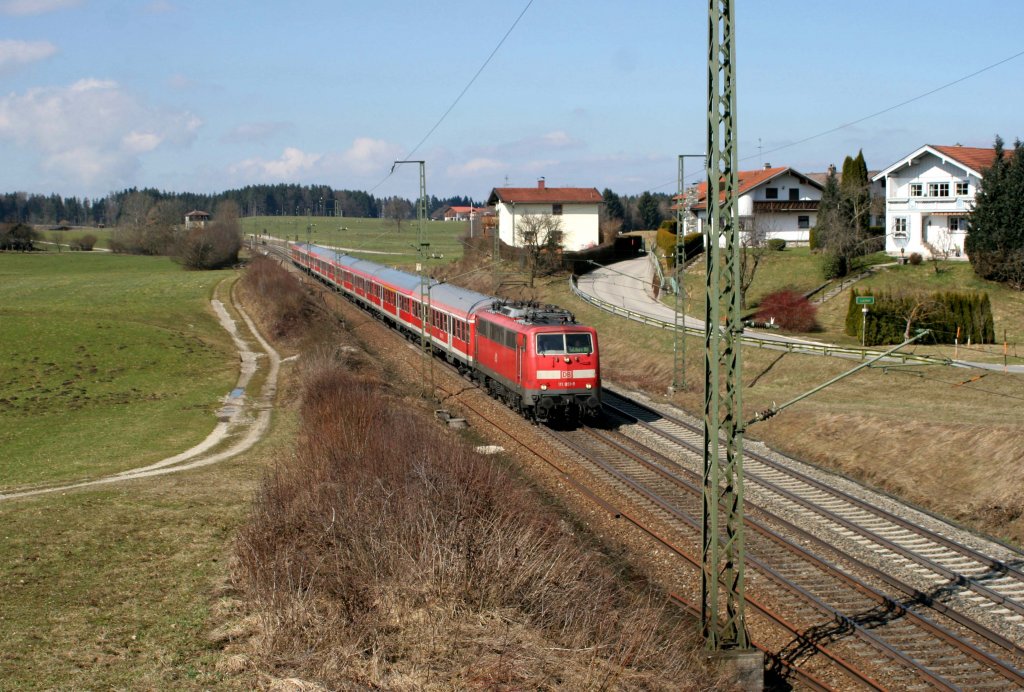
240 215 469 268
0 253 238 489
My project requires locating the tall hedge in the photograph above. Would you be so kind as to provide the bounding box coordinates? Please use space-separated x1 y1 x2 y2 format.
656 221 704 269
846 289 995 345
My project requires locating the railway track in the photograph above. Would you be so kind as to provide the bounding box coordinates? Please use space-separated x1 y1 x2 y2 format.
267 241 1024 687
539 390 1024 689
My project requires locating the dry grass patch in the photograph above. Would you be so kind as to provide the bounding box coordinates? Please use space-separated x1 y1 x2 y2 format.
232 347 720 689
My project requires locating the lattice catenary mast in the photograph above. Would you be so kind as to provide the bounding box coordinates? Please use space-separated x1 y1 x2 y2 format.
702 0 750 651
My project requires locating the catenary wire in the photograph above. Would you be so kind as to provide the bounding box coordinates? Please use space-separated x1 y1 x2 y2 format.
368 0 535 195
652 46 1024 192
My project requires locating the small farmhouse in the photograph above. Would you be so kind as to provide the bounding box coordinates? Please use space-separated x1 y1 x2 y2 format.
872 144 1004 260
184 210 210 229
487 179 602 252
685 165 823 245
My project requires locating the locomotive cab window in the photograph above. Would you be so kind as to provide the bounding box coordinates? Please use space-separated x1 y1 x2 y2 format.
536 333 593 355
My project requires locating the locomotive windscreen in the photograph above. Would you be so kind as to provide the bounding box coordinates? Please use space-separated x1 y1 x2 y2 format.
536 333 593 355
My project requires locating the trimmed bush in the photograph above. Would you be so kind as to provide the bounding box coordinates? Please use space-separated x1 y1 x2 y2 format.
754 289 818 332
909 252 923 265
682 232 704 261
655 226 677 266
821 252 848 279
766 238 786 251
808 227 818 251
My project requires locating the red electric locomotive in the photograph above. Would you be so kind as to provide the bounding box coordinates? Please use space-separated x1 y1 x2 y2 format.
290 242 600 423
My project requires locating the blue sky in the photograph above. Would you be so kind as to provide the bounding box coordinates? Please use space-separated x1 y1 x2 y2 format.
1 0 1021 202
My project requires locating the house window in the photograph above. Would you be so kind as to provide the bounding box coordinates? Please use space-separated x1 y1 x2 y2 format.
910 183 924 197
949 217 966 232
798 215 810 229
552 204 563 215
955 181 969 196
765 187 779 200
928 182 950 197
893 217 908 239
789 188 800 201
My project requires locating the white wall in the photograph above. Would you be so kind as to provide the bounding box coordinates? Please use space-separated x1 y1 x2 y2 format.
882 152 975 259
496 201 600 251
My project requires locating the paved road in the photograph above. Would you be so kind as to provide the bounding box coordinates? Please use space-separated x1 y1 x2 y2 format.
576 255 828 347
575 254 1024 373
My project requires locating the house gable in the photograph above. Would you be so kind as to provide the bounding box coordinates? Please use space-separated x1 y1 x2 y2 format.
872 144 1002 260
488 180 602 252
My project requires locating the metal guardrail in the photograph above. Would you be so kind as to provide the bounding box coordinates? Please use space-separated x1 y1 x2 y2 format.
569 275 950 366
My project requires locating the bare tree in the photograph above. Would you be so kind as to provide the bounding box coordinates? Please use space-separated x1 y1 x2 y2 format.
898 295 945 340
384 197 413 231
176 200 241 269
739 217 773 310
515 213 564 287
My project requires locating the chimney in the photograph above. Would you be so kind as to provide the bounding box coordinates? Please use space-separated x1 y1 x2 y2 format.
538 177 545 190
763 162 772 170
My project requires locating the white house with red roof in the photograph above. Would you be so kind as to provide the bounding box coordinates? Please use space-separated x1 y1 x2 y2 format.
685 165 823 245
486 179 603 252
872 144 1004 260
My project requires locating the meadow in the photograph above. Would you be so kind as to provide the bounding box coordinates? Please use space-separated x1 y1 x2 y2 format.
0 253 238 489
240 214 469 268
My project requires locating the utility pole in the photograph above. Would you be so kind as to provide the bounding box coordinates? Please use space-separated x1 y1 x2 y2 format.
393 160 431 394
702 0 753 665
673 154 703 393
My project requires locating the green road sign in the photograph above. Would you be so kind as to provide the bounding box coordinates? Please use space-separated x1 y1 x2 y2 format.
855 296 875 305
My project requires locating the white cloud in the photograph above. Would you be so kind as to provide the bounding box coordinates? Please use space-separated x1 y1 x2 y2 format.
339 137 404 175
222 121 292 144
122 131 163 154
0 78 202 190
0 39 57 73
229 147 322 181
0 0 79 16
447 157 503 177
538 130 581 148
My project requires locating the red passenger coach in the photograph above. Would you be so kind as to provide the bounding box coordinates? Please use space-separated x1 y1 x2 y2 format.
290 242 601 423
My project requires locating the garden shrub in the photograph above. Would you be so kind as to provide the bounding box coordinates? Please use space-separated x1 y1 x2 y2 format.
845 289 995 346
821 252 848 279
754 289 818 332
909 252 923 265
766 238 786 251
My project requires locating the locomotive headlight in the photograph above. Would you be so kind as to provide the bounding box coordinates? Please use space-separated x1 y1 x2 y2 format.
540 384 548 391
563 356 571 363
586 384 592 389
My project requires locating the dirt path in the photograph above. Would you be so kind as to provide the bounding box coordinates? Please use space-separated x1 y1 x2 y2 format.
0 278 280 502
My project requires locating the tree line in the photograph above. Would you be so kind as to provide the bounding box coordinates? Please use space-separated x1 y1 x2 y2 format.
0 185 483 227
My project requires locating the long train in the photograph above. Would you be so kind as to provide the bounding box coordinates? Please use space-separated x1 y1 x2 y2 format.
290 242 601 423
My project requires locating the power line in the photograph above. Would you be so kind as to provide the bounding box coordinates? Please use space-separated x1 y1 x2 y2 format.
651 46 1024 192
369 0 535 195
890 369 1024 403
753 47 1024 163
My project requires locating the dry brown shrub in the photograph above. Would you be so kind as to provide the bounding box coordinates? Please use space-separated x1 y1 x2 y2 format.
234 355 715 689
241 256 315 340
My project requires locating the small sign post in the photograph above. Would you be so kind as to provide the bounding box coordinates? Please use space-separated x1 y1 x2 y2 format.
855 295 875 305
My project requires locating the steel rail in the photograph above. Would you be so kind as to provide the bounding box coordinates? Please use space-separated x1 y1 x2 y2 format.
583 422 1024 685
553 426 961 690
603 389 1024 626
